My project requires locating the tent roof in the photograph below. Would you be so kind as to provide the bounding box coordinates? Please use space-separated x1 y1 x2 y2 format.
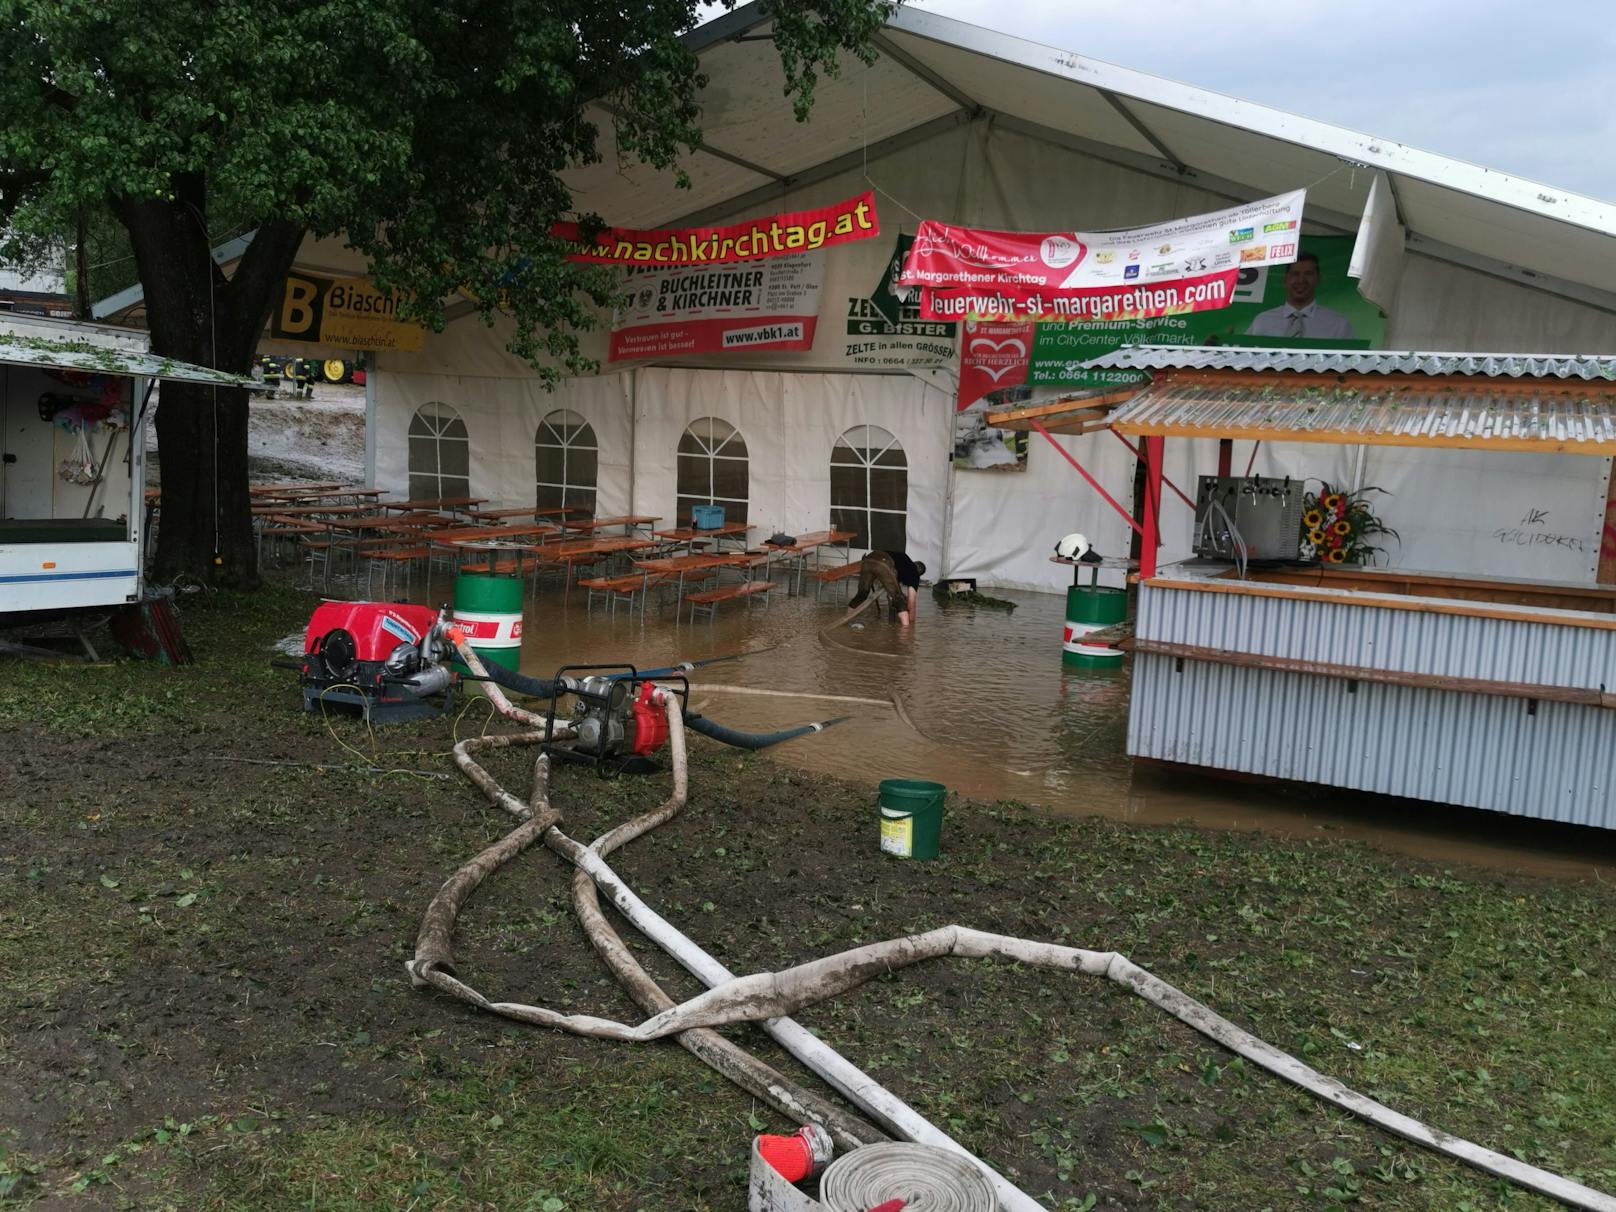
91 7 1616 321
580 5 1616 314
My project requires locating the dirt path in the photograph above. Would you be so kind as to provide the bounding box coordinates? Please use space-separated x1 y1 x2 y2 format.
144 381 365 487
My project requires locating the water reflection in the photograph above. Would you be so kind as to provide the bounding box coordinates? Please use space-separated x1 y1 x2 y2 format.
403 574 1616 881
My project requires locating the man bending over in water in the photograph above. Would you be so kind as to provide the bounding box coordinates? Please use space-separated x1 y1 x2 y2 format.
848 550 925 626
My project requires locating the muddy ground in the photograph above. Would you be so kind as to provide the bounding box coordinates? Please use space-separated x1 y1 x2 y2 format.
2 586 1614 1210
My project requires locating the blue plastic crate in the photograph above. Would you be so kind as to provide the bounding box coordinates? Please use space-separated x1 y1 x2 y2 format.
691 504 725 530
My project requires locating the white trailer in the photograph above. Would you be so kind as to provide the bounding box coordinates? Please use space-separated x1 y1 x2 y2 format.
0 314 245 616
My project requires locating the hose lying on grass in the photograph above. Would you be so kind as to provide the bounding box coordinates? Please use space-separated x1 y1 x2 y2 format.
418 719 886 1152
409 641 1616 1212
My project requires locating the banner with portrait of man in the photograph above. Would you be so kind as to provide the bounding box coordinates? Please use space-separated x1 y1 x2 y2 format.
957 234 1384 409
952 234 1385 469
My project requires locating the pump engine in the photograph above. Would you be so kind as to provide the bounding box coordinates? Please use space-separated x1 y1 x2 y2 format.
301 602 458 722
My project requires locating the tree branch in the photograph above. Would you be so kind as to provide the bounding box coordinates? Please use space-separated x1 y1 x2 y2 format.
220 219 306 363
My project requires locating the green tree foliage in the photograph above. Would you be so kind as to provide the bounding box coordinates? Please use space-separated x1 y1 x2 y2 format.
0 0 893 585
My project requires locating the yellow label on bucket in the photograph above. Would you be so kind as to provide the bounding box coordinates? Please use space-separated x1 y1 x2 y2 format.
880 809 913 857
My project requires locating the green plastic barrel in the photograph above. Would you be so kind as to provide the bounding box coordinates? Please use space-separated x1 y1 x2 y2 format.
1063 585 1126 668
878 779 946 860
453 573 524 671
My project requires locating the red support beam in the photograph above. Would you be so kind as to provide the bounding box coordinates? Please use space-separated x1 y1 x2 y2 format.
1141 436 1164 579
1108 428 1197 511
1217 438 1233 478
1030 419 1144 537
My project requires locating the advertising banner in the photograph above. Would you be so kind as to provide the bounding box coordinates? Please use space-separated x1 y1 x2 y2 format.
957 234 1383 407
270 272 425 353
839 233 958 370
953 234 1384 469
902 190 1305 322
607 254 823 362
556 192 879 267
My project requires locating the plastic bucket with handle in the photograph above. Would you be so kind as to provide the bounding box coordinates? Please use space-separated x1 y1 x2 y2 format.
878 779 946 860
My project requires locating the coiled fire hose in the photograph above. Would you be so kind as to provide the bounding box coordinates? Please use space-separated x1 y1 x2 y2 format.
409 638 1616 1212
820 1143 996 1212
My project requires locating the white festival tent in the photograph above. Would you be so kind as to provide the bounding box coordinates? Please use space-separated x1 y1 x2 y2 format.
319 8 1616 589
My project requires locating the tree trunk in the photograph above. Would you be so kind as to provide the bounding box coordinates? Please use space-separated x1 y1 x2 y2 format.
116 186 305 589
149 381 257 586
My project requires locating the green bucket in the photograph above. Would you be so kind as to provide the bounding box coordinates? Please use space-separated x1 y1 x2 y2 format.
878 779 946 860
453 573 524 672
1062 584 1126 668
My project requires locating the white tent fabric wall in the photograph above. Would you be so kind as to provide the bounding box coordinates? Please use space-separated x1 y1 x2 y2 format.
948 427 1137 592
1357 447 1608 582
376 371 633 516
1384 254 1616 352
628 367 952 568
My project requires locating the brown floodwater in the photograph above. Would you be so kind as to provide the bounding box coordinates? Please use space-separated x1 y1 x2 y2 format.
405 571 1616 882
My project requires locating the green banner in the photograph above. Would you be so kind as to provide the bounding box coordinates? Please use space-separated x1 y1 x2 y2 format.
1026 234 1384 390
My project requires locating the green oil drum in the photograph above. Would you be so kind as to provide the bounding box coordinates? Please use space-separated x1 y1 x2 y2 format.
452 573 524 671
878 779 946 860
1062 585 1126 668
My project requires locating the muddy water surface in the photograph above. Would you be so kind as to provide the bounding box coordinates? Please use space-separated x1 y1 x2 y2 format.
417 573 1616 882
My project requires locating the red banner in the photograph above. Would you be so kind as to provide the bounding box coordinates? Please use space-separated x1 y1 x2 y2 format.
902 192 1307 321
957 319 1035 410
556 192 879 267
607 256 822 362
610 314 817 361
919 269 1240 323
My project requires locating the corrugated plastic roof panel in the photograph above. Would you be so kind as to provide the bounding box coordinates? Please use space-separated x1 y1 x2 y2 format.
1108 378 1616 452
1089 345 1616 379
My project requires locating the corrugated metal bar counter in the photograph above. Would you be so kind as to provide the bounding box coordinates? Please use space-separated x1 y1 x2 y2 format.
1127 563 1616 828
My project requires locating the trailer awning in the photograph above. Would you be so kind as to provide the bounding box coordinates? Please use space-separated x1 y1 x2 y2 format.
1101 347 1616 453
0 335 251 386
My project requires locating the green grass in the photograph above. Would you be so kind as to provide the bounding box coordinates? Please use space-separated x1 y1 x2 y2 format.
1 587 1614 1209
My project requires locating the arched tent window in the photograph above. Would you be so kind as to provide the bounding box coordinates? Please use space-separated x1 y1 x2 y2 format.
407 402 470 501
676 417 749 525
830 425 907 551
534 409 598 515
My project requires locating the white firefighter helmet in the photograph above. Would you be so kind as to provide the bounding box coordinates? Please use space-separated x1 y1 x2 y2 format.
1054 532 1092 561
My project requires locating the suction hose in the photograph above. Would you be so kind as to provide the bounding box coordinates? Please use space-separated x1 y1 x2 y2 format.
475 660 558 700
683 712 848 751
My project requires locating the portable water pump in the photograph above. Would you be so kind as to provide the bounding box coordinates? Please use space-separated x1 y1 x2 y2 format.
299 602 458 723
543 665 690 774
289 606 843 760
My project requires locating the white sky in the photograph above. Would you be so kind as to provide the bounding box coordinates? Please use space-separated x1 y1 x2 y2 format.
908 0 1616 202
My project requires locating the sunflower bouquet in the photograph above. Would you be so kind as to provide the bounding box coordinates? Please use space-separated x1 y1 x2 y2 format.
1298 482 1398 565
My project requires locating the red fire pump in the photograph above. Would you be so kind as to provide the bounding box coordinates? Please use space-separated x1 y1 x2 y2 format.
300 601 457 723
543 665 687 774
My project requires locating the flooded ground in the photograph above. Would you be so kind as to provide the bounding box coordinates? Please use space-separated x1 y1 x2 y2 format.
366 565 1616 882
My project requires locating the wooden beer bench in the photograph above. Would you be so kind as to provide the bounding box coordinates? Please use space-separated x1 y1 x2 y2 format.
812 558 863 601
683 579 776 622
578 570 675 615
